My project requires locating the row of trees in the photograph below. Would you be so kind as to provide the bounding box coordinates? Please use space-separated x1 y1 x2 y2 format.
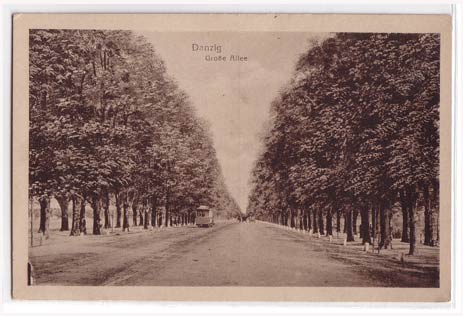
247 33 440 255
30 29 240 238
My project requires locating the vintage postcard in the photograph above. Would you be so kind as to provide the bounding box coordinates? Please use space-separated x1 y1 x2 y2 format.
12 13 452 301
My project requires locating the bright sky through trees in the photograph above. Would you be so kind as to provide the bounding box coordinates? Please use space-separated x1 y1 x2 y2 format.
138 31 328 210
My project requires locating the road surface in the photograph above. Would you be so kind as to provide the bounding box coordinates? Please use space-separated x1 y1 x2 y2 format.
29 221 439 287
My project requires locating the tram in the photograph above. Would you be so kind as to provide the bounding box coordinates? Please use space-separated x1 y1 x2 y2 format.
195 205 215 228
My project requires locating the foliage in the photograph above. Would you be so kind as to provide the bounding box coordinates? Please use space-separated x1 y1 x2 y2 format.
247 33 440 253
29 29 240 234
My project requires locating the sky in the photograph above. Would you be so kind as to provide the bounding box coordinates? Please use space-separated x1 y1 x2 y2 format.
138 31 327 212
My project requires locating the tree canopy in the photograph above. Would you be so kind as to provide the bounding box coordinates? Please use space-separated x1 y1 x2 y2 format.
29 29 240 236
247 33 440 254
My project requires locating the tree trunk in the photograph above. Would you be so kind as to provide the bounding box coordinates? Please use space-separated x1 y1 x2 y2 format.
379 201 391 249
290 209 295 228
103 191 111 229
432 180 439 242
352 209 358 235
359 219 363 239
409 202 416 254
165 204 170 228
150 197 157 227
151 207 157 227
56 195 70 231
359 209 364 239
400 190 409 242
360 206 371 244
379 202 386 249
104 206 111 229
346 208 355 241
343 213 347 233
143 203 150 229
70 195 82 236
139 208 144 226
408 187 417 255
423 184 433 246
302 209 308 231
299 210 303 229
164 208 169 227
80 196 87 234
38 195 51 239
307 209 312 231
91 195 102 235
318 210 324 235
296 209 301 229
371 206 376 239
336 208 341 233
401 212 409 241
115 193 122 228
132 204 138 226
122 201 130 232
312 209 318 233
326 208 333 236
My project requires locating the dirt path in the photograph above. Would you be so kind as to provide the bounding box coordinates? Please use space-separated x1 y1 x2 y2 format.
29 221 439 287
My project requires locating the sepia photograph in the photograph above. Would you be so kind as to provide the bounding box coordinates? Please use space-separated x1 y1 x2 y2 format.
11 14 452 301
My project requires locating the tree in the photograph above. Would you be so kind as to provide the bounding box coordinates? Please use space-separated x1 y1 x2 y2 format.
248 33 440 256
29 29 239 238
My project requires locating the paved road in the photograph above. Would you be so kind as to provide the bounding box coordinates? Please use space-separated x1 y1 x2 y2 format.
118 222 379 286
29 221 438 287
